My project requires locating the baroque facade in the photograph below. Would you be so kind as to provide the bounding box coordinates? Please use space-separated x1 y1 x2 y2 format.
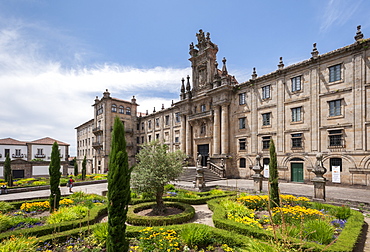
77 27 370 186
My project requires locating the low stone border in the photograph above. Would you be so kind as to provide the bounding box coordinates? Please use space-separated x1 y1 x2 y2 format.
127 201 195 226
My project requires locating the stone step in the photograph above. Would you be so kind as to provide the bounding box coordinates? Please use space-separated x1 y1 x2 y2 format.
178 167 222 183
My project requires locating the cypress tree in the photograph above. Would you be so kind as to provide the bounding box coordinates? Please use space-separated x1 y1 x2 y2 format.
107 117 132 252
269 138 280 208
4 154 12 187
49 142 61 213
82 156 87 180
74 157 78 176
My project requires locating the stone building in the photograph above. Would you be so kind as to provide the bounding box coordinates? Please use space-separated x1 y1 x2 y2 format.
0 137 69 179
77 27 370 186
75 90 138 172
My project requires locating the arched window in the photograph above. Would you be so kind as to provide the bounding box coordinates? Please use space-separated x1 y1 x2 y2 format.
126 107 131 115
119 105 124 114
111 104 117 112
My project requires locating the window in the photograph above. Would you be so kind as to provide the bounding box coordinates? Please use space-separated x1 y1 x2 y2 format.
175 137 179 143
156 133 160 139
201 104 206 112
37 148 43 155
330 158 342 172
136 123 140 130
328 129 344 147
239 117 246 129
240 158 246 168
291 107 302 122
329 64 341 82
136 137 140 144
239 93 246 105
262 136 271 150
291 133 303 148
291 76 301 92
262 85 270 99
141 136 144 143
111 104 117 112
200 123 206 134
96 105 103 115
141 122 144 131
262 113 271 126
239 138 246 150
119 106 124 114
165 115 170 126
155 118 160 127
148 135 152 142
148 120 152 129
329 99 342 117
165 132 169 141
175 112 180 123
126 107 131 115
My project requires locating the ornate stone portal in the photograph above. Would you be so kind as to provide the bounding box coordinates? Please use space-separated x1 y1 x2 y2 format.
311 153 327 200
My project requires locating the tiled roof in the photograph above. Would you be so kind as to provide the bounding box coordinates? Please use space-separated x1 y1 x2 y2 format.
0 138 27 145
30 137 69 146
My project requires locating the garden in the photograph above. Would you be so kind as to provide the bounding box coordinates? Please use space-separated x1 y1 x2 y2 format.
0 187 364 251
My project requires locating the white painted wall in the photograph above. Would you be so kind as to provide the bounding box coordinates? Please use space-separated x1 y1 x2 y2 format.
0 166 3 177
0 145 27 162
31 145 66 161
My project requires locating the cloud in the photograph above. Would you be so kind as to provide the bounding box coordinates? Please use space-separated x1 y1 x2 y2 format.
0 22 190 156
319 0 363 33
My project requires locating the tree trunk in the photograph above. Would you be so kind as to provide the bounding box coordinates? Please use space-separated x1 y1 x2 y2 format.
153 188 166 214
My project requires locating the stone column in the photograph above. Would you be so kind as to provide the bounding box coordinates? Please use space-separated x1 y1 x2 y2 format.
221 104 229 155
186 120 192 157
213 105 221 155
180 115 186 153
311 153 327 201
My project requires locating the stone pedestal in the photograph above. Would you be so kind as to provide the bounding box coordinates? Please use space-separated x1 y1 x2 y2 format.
311 153 327 201
195 154 205 189
251 155 264 192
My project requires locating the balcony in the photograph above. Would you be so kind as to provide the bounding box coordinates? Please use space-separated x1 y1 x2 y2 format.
188 110 213 121
92 126 103 134
92 142 103 148
34 154 46 158
12 154 25 158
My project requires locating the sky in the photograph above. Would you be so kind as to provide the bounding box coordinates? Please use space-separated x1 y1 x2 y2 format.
0 0 369 156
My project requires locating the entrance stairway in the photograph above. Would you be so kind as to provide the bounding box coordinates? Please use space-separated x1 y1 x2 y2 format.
177 167 223 183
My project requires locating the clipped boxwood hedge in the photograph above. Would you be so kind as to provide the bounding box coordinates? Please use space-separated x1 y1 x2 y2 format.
208 198 365 252
130 191 236 205
127 201 195 226
0 204 107 241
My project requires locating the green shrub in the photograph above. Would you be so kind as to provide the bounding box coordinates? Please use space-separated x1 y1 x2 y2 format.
46 205 89 224
180 224 214 249
0 236 38 252
331 205 352 220
31 181 47 186
164 184 176 191
208 189 225 195
0 202 14 213
0 214 13 232
304 219 334 245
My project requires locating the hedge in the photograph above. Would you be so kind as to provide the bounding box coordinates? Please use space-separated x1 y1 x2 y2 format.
127 201 195 226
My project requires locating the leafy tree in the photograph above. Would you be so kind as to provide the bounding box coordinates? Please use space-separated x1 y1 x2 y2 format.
107 117 132 252
269 139 280 208
74 157 78 176
49 142 61 213
82 156 87 180
132 140 186 214
4 154 13 187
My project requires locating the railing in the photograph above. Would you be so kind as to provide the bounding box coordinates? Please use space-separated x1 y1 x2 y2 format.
92 126 103 134
92 142 103 147
13 154 25 158
208 161 225 178
34 154 45 158
188 110 212 120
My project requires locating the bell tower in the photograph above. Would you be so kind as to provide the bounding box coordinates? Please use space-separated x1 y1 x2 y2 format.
189 29 218 96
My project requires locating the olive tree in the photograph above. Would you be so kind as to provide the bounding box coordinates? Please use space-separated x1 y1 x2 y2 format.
132 140 185 214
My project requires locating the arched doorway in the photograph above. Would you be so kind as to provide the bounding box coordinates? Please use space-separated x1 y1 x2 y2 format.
290 158 304 182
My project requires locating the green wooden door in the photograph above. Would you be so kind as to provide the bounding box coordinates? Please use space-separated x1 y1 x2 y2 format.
291 163 304 182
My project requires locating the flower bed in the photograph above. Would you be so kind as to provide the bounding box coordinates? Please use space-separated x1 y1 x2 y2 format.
208 194 364 251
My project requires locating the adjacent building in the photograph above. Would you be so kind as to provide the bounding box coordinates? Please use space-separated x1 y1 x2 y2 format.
0 137 69 179
77 27 370 186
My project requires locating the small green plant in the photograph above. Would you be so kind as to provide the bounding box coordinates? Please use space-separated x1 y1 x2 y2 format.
304 219 334 245
46 205 89 224
0 214 13 232
180 224 214 249
209 188 225 195
31 181 47 186
164 183 176 191
0 236 38 252
331 205 351 220
91 223 108 247
0 201 14 213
